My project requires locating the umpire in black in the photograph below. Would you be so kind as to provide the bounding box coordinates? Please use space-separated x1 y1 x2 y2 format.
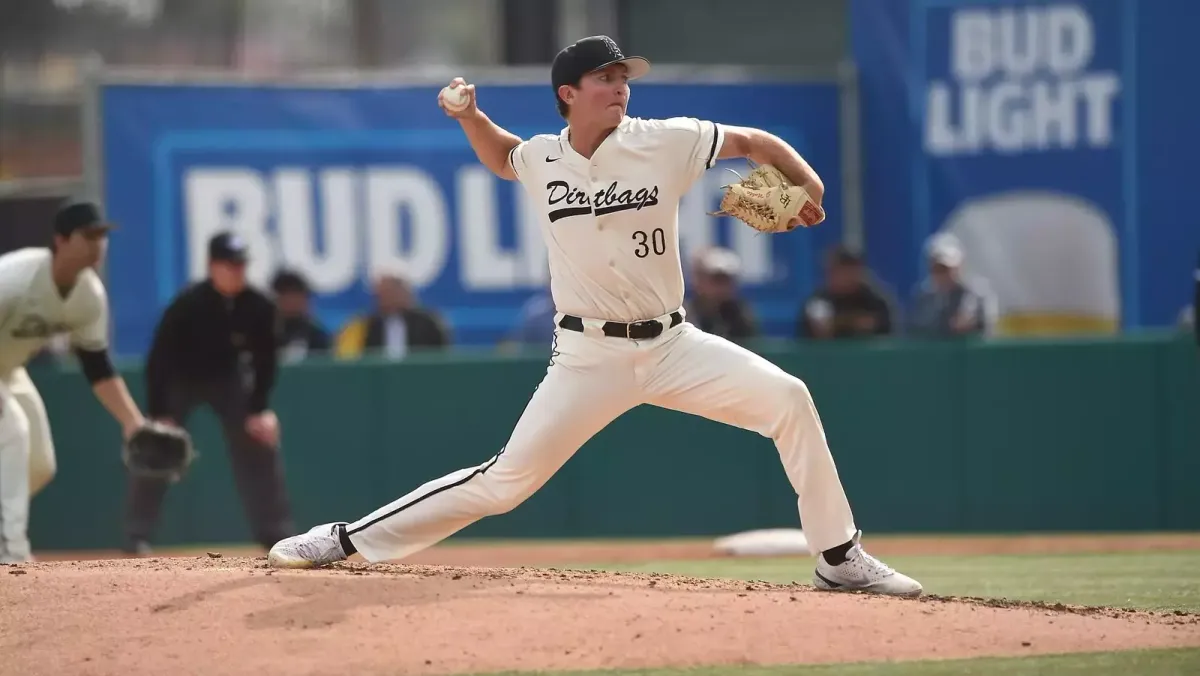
123 231 295 554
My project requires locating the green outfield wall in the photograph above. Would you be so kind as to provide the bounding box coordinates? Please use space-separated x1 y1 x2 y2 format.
26 333 1200 551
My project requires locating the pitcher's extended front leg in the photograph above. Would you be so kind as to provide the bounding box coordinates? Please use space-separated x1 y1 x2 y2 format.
268 331 638 568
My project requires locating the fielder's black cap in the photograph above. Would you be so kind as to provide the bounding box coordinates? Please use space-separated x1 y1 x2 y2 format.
551 35 650 92
54 200 116 237
208 231 249 263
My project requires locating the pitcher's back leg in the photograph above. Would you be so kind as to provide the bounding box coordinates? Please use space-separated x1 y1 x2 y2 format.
644 325 856 553
643 324 921 596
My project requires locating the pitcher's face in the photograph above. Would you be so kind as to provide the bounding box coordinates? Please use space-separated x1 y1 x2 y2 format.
563 63 630 126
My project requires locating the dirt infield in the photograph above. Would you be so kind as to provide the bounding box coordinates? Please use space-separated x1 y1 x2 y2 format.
4 536 1200 676
30 532 1200 567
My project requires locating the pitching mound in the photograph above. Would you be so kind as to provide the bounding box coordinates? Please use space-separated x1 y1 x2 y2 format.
3 557 1198 676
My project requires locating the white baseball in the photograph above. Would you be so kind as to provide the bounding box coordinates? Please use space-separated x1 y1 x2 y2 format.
441 84 470 112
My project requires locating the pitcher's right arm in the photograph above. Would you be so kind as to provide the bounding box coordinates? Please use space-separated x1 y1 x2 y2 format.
439 78 522 181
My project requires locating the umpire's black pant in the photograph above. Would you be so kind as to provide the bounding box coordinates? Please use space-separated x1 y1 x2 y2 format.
123 376 295 550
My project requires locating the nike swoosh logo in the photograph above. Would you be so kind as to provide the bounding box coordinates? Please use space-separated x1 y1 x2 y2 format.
545 156 560 162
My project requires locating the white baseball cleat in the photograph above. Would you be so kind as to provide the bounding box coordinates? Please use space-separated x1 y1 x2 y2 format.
812 531 923 598
267 522 349 569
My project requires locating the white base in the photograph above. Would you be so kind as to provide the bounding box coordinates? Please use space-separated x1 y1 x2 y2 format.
712 528 809 557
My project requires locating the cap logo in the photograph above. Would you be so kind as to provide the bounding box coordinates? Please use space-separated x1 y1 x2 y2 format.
601 36 621 57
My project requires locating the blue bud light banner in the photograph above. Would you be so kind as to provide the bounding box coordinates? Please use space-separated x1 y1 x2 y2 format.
96 79 845 356
852 0 1200 333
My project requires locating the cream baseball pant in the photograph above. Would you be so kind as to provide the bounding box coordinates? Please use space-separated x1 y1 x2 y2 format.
346 318 858 562
0 367 58 563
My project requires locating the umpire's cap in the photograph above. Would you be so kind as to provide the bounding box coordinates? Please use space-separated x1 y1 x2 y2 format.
54 200 117 237
551 35 650 91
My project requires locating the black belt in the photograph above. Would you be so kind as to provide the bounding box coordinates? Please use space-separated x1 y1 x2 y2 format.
558 312 683 339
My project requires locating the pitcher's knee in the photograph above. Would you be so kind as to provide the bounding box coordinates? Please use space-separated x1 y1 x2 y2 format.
484 488 534 516
474 474 542 517
769 374 813 409
762 375 818 435
785 376 813 402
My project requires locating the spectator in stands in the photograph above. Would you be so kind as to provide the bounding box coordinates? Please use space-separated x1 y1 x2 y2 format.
797 245 895 340
271 269 330 362
906 233 998 339
498 288 557 352
335 269 450 360
684 246 757 342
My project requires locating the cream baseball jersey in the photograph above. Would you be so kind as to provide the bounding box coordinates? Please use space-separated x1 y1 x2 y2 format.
0 248 109 375
509 116 725 322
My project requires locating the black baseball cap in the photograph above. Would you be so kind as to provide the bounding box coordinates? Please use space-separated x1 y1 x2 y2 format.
208 231 249 264
551 35 651 92
272 269 310 295
54 200 116 237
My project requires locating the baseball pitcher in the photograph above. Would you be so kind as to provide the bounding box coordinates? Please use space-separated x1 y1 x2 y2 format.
267 36 922 597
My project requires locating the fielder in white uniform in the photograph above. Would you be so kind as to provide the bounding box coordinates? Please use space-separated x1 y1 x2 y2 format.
0 201 153 563
269 36 922 597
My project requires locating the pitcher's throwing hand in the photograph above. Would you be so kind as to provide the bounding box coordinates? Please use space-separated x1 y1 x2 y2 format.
438 78 477 118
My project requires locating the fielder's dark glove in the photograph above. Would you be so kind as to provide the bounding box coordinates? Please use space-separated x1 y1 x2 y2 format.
123 421 196 482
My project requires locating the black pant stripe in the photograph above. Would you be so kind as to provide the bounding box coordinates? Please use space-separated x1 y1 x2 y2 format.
346 446 508 537
346 354 560 539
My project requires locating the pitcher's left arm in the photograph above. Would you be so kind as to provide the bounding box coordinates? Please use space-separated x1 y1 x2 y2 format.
718 126 824 207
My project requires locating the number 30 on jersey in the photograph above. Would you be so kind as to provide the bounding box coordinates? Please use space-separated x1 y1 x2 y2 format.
632 228 667 258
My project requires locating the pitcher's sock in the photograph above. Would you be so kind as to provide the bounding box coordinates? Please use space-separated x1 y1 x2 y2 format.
337 524 357 557
821 539 854 566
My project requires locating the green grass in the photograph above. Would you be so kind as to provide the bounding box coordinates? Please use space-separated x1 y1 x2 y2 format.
574 551 1200 613
468 648 1200 676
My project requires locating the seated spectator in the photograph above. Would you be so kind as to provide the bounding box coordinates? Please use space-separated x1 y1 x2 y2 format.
684 247 757 341
335 269 450 360
797 245 894 340
498 289 557 352
271 269 330 362
907 234 998 339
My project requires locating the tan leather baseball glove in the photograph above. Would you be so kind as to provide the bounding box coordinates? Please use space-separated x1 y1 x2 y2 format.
712 161 826 233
